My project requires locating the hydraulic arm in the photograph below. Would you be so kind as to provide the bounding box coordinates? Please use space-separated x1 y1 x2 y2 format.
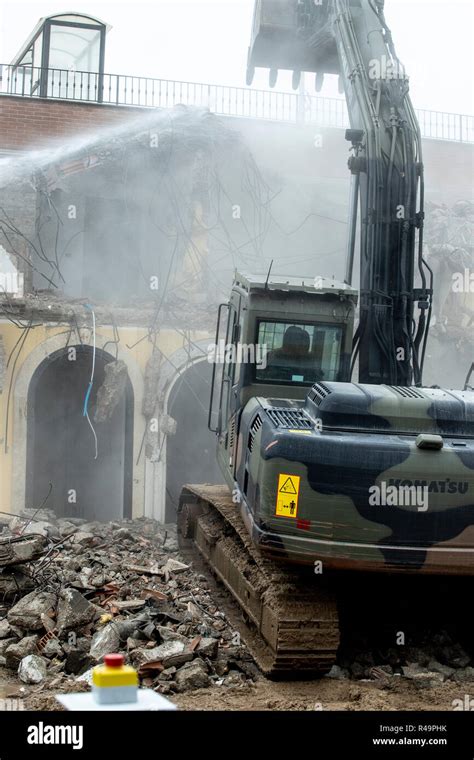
247 0 433 386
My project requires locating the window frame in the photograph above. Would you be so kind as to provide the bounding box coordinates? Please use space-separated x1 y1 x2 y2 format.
253 317 345 387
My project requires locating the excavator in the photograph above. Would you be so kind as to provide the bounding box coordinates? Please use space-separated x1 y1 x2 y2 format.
177 0 474 676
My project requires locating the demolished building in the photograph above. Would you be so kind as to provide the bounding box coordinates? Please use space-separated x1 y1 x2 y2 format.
0 11 473 528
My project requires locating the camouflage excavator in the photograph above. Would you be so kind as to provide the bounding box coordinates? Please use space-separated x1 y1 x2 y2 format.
178 0 474 676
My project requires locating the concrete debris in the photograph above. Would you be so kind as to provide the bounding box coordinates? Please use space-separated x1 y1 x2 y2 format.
326 665 350 680
0 534 48 567
427 659 455 679
156 626 189 644
89 624 121 662
196 637 219 659
175 659 210 692
401 664 446 686
2 511 471 698
0 515 253 694
160 415 177 436
41 638 64 659
94 360 128 423
108 599 145 612
131 640 193 670
8 518 60 539
0 619 13 638
5 636 39 669
18 654 48 684
7 591 56 630
65 648 93 675
56 589 98 631
0 637 17 655
0 568 34 597
162 558 189 576
452 666 474 683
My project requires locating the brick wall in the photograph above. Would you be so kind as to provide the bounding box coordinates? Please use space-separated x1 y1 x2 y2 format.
0 96 145 150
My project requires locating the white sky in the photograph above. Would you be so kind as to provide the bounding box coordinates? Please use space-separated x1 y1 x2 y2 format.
1 0 473 115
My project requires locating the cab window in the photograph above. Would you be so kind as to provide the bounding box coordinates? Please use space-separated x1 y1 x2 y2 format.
255 320 343 385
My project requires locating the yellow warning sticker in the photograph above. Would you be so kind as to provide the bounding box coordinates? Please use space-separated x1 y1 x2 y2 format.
275 474 300 518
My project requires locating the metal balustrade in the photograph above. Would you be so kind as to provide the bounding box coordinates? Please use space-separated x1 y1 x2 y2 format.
1 64 472 143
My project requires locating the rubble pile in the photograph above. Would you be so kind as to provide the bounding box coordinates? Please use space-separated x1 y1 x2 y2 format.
0 510 257 696
329 632 474 689
2 510 472 697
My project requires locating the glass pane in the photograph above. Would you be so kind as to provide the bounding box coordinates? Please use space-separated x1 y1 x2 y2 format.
18 46 33 66
33 35 42 68
255 320 343 385
208 306 228 431
48 25 101 73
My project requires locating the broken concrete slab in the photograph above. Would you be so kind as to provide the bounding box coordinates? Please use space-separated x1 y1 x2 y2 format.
196 637 219 659
9 518 60 540
7 591 56 630
163 558 189 575
131 640 193 670
0 637 18 656
452 666 474 682
0 618 14 638
108 599 145 612
5 635 39 669
0 568 34 597
156 626 189 644
325 665 350 679
71 532 96 546
89 623 121 661
222 670 247 687
41 637 64 659
402 665 445 686
158 666 177 681
125 562 162 575
65 648 93 675
56 588 98 631
427 659 455 679
18 654 48 684
175 659 210 692
0 534 48 567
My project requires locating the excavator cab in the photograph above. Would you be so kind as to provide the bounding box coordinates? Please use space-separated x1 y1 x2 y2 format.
208 271 357 475
246 0 339 89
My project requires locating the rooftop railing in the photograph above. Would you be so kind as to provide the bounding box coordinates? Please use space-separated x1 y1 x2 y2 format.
1 64 473 143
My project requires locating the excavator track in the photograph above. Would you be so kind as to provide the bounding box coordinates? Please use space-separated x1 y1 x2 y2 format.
178 484 340 677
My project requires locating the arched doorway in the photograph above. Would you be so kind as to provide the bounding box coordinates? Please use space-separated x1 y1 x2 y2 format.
165 359 224 521
26 345 133 521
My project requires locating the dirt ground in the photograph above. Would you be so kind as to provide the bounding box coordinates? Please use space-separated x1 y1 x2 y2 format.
2 664 474 712
173 675 474 711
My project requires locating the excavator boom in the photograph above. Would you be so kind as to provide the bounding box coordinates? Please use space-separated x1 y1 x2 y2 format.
247 0 431 387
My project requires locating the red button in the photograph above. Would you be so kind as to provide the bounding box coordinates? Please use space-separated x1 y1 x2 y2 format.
104 653 124 667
